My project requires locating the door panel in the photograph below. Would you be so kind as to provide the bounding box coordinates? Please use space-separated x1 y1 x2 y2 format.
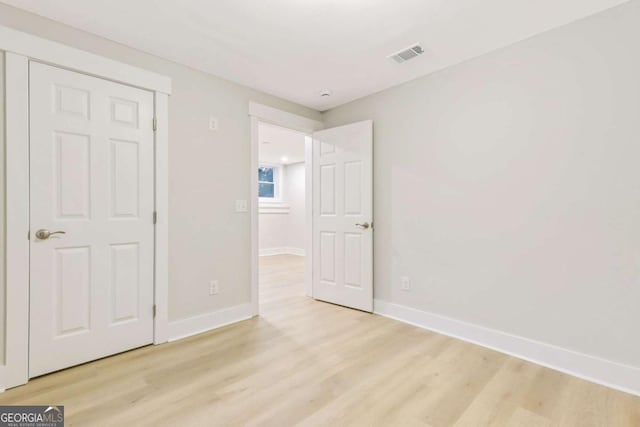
110 138 141 218
54 246 91 337
344 233 363 288
29 62 155 377
55 131 91 219
312 120 373 312
110 243 140 324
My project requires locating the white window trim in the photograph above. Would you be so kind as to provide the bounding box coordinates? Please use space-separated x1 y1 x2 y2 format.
0 24 171 391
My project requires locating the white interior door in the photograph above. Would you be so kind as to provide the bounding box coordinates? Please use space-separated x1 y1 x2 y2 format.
29 62 155 377
312 120 373 312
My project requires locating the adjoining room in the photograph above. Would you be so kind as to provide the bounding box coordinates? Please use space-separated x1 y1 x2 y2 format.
257 122 308 309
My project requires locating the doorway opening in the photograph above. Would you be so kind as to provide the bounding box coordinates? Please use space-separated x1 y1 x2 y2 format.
249 102 373 316
257 122 310 313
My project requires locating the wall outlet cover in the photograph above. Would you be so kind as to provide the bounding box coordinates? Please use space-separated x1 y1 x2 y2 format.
401 276 411 291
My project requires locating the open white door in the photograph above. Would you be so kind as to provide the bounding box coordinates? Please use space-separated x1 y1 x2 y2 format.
312 120 373 312
29 62 155 377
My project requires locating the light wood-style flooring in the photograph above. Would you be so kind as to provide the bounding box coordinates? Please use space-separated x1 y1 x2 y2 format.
1 254 639 426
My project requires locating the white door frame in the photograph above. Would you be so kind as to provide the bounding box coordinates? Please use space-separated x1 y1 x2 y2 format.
0 25 171 390
249 102 323 315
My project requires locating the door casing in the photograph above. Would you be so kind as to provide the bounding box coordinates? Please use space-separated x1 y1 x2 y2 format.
0 24 171 390
249 102 324 315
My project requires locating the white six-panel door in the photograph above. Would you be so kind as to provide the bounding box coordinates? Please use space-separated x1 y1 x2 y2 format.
29 62 155 377
312 120 373 312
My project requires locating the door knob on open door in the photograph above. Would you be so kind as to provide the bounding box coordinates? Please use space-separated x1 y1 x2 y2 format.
35 229 66 240
355 222 370 230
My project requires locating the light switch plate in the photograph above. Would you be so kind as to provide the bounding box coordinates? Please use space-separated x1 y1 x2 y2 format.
235 199 248 212
209 116 219 131
209 280 219 295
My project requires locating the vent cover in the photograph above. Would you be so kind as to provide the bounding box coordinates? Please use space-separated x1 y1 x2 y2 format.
388 44 424 64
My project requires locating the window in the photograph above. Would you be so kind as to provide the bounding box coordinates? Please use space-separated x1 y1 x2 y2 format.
259 165 280 200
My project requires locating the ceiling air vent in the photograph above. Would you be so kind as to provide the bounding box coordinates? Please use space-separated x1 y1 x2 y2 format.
388 44 424 64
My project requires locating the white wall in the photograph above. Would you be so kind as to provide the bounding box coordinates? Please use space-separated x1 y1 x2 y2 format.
259 162 306 255
258 205 289 254
323 0 640 369
284 163 306 251
0 4 321 325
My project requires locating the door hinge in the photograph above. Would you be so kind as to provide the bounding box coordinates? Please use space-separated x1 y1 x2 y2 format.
153 211 157 225
152 118 157 132
153 305 157 317
27 230 30 240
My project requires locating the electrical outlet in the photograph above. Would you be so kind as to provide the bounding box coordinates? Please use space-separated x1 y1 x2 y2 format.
209 116 219 131
400 276 411 292
209 280 219 295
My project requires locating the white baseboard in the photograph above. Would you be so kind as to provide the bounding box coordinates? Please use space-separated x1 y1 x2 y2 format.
259 247 305 257
286 247 305 256
168 303 253 342
374 299 640 397
259 247 287 256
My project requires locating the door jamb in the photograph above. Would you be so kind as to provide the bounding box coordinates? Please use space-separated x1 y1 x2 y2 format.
248 102 323 315
1 25 171 390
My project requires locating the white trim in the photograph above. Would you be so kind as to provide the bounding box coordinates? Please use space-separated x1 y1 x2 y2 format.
0 30 171 390
304 136 313 297
259 247 305 257
249 102 323 133
0 25 171 94
259 248 289 257
374 299 640 397
287 247 305 257
259 201 290 214
0 53 30 390
260 248 288 257
250 103 323 315
250 116 260 316
167 303 253 342
153 93 170 344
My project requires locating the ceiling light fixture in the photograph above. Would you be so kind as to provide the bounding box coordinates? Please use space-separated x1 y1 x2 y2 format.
320 90 332 97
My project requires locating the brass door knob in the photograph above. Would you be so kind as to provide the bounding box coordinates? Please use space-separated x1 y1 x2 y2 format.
35 229 66 240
